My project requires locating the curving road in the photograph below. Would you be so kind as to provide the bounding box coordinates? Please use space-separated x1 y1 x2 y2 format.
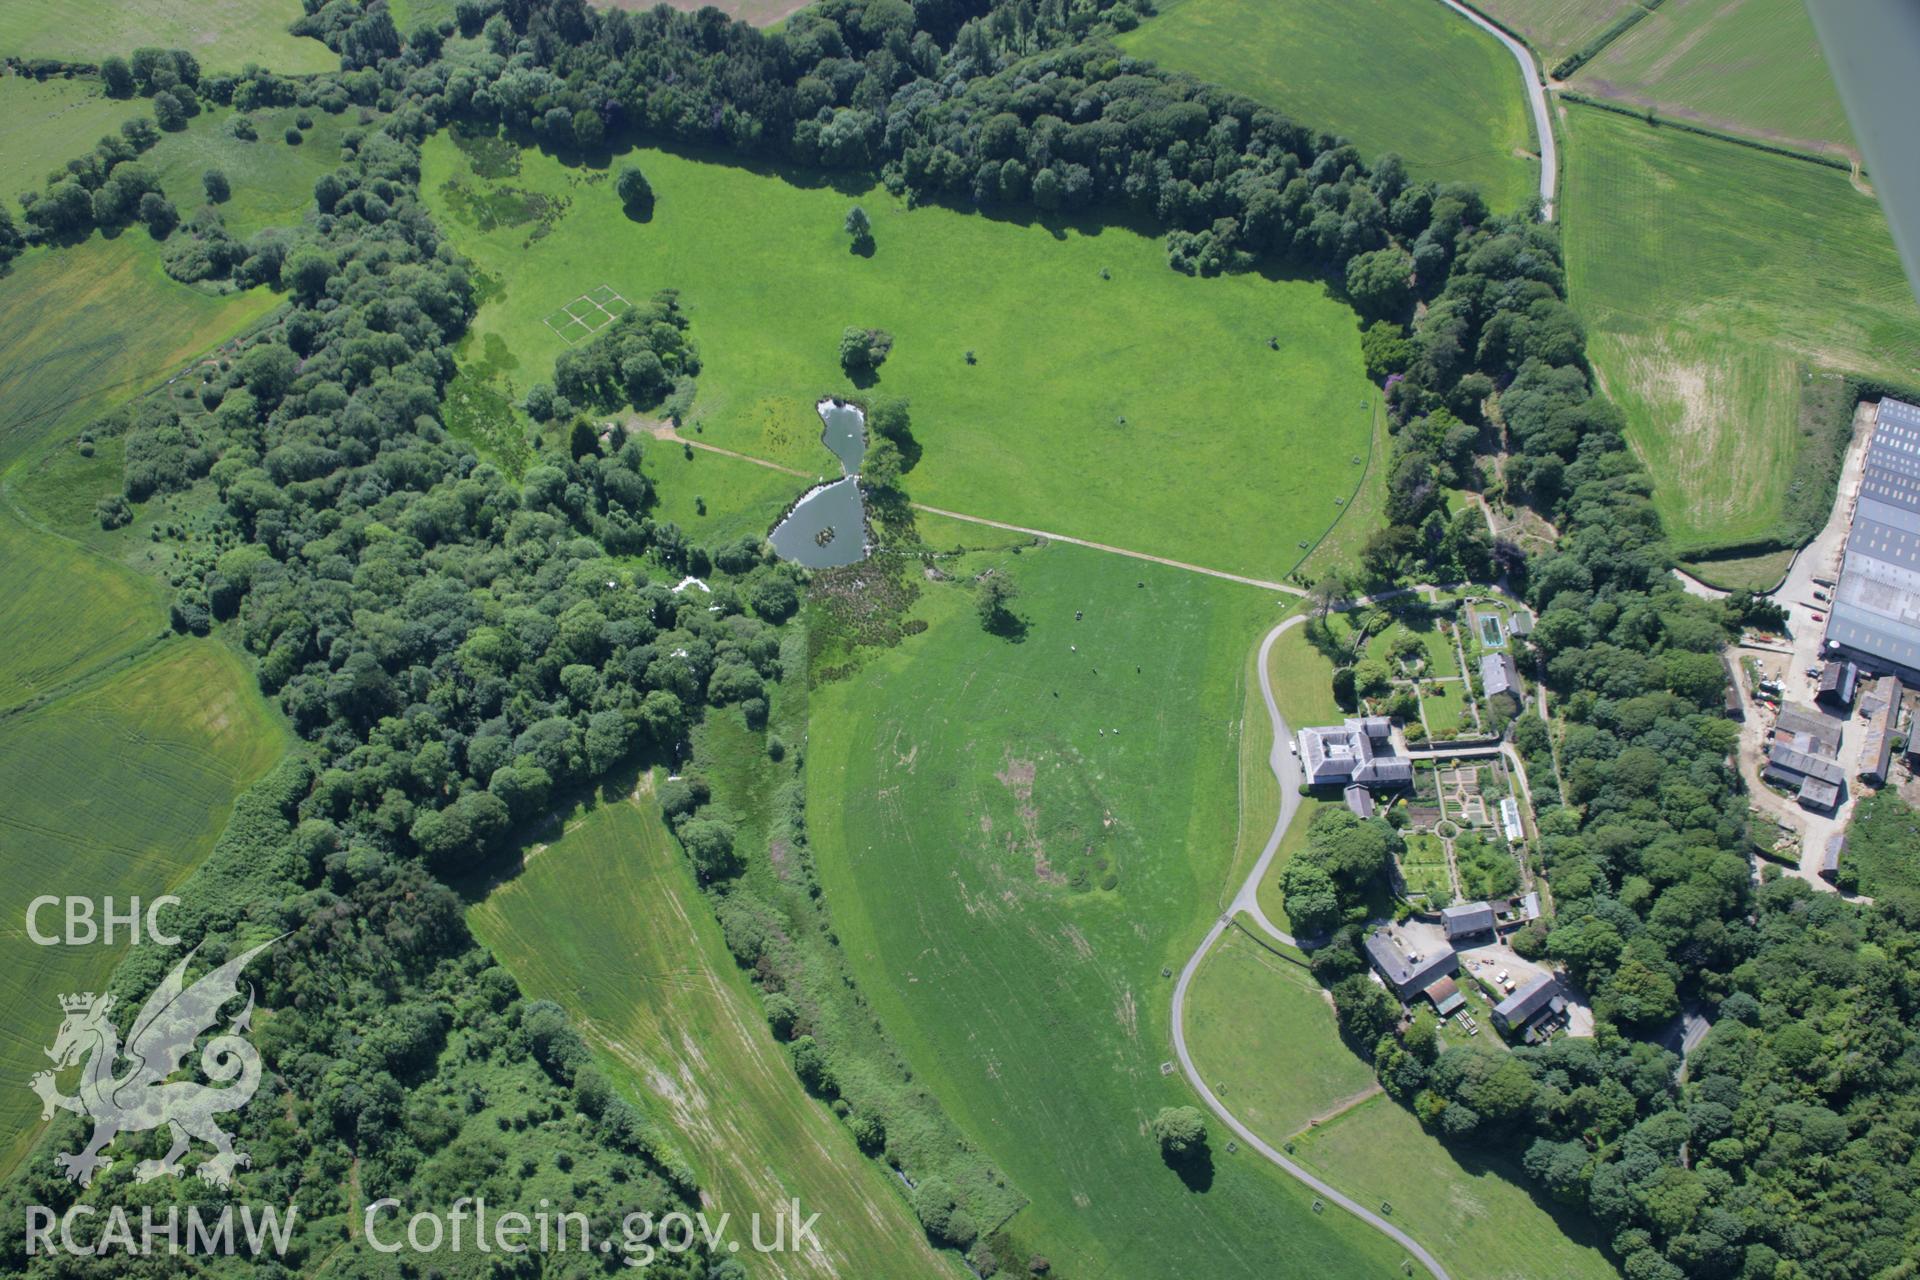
1437 0 1558 219
1170 614 1452 1280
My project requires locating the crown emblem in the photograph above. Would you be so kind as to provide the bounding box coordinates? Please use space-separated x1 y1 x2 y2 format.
58 993 98 1014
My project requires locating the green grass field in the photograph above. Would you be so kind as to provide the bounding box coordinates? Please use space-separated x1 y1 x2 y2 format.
1183 940 1622 1279
1470 0 1641 71
144 104 360 240
0 239 277 472
1571 0 1854 154
1561 102 1920 552
1118 0 1539 212
1289 1096 1619 1280
0 641 287 1176
1184 928 1377 1136
0 514 162 711
468 796 955 1279
421 133 1376 582
0 75 140 203
806 541 1420 1276
0 0 336 75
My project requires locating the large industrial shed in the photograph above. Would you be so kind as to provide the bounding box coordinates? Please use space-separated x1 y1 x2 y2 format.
1826 398 1920 682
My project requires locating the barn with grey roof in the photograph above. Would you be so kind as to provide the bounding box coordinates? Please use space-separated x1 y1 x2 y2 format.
1825 398 1920 681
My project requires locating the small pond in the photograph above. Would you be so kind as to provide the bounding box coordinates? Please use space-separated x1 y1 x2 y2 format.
768 476 869 568
817 397 867 474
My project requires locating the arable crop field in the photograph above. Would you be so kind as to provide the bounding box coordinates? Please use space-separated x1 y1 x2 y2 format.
1117 0 1539 213
0 641 286 1176
0 75 140 203
806 541 1416 1277
1470 0 1641 72
468 796 954 1280
1569 0 1855 155
0 0 336 76
421 133 1377 583
0 238 277 472
1560 102 1920 554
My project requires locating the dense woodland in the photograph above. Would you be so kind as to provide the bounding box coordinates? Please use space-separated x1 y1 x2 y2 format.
5 0 1920 1276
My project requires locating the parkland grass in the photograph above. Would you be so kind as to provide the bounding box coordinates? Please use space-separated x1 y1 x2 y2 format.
1571 0 1855 154
1118 0 1539 212
0 641 287 1176
421 133 1376 583
468 797 955 1279
0 75 140 202
145 104 361 240
806 542 1413 1277
1561 102 1920 553
0 0 337 76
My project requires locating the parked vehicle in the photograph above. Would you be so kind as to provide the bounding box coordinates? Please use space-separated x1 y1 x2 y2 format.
1813 590 1830 602
1811 612 1825 622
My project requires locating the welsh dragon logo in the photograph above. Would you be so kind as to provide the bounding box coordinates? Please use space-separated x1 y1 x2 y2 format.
28 940 274 1189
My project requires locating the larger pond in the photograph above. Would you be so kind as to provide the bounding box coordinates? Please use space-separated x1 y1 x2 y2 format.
768 476 869 568
769 398 874 568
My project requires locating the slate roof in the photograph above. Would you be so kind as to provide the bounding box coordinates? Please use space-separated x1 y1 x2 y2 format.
1492 974 1560 1032
1363 929 1457 998
1441 902 1497 939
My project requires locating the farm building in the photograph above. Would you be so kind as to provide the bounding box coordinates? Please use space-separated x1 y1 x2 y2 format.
1496 892 1541 927
1424 976 1465 1017
1480 652 1522 711
1364 928 1456 1000
1824 398 1920 682
1297 717 1413 788
1859 676 1903 785
1765 738 1847 812
1492 974 1564 1037
1817 660 1859 708
1508 610 1533 638
1774 704 1843 757
1441 902 1497 942
1721 653 1744 720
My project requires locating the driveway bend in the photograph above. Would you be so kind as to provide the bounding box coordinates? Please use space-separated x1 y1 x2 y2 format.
1437 0 1557 218
1170 614 1451 1280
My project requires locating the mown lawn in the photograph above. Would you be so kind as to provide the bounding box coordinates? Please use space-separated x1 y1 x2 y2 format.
420 132 1375 582
0 0 336 75
0 75 140 203
1289 1096 1620 1280
806 542 1409 1277
468 796 955 1279
1561 102 1920 553
1117 0 1539 212
0 641 287 1176
1183 927 1376 1138
1571 0 1855 154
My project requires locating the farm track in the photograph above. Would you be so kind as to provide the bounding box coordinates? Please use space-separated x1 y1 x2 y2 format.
637 419 1310 596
